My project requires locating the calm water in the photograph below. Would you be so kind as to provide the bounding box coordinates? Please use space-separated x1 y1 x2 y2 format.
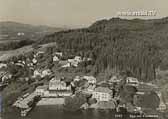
3 105 157 119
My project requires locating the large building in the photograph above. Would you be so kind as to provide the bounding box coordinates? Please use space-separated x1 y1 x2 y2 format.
126 77 139 87
47 78 72 97
82 76 96 84
92 87 112 102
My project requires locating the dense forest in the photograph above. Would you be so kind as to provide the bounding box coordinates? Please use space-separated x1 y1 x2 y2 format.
36 17 168 81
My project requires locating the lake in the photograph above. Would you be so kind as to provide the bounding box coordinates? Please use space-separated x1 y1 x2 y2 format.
3 105 158 119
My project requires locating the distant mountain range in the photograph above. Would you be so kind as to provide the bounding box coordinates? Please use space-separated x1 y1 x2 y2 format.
0 21 65 40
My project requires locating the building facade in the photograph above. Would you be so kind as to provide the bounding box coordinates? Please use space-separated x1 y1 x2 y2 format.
92 87 112 102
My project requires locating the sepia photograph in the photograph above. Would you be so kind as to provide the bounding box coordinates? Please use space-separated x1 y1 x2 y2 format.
0 0 168 119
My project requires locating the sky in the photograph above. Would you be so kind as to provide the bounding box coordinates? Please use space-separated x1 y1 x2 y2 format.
0 0 168 28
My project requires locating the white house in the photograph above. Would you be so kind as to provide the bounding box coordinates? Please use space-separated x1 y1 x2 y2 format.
74 76 81 82
48 78 72 97
53 56 59 62
35 51 45 57
74 56 82 63
0 63 7 69
83 57 92 62
49 78 71 91
109 76 121 84
33 70 41 78
15 63 24 67
27 63 33 67
126 77 139 87
61 62 71 68
32 58 37 64
68 59 78 67
41 69 52 78
83 76 97 84
92 87 112 102
17 32 25 36
55 52 63 57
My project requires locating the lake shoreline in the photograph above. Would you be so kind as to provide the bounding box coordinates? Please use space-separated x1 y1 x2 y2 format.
37 98 65 106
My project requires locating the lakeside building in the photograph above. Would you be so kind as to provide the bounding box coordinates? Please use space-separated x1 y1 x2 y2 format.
82 76 96 84
92 87 112 102
46 78 72 97
49 78 71 90
35 78 72 98
126 77 139 87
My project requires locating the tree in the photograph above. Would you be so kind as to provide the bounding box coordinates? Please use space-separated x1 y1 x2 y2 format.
64 93 87 111
135 91 160 110
119 85 138 105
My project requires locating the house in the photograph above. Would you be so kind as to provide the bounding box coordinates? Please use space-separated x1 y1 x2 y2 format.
68 59 78 67
41 69 52 78
53 56 59 62
49 78 71 90
60 61 71 68
74 56 82 62
17 32 25 36
74 76 81 82
55 52 63 57
33 70 41 78
32 58 37 64
35 51 45 57
0 63 7 69
82 76 96 84
15 63 24 67
48 78 72 97
35 85 48 97
126 77 139 87
83 57 92 62
92 87 112 102
109 76 121 84
67 56 82 67
27 63 33 67
33 69 51 78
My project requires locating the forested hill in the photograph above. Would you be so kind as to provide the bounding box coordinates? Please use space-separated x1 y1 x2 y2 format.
37 17 168 81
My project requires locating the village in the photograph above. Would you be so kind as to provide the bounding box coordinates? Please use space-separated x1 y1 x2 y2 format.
0 48 167 117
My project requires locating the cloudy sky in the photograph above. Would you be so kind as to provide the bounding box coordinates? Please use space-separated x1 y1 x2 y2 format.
0 0 168 28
